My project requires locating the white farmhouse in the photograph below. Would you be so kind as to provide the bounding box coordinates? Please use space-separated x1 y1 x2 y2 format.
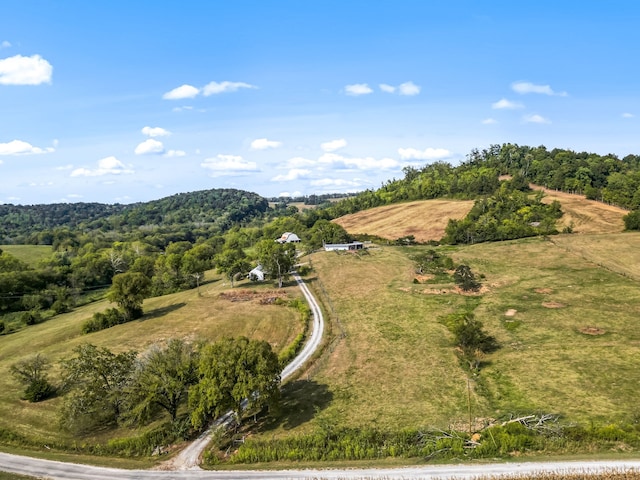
277 232 301 243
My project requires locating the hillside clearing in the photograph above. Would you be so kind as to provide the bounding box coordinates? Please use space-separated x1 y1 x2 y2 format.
0 245 52 267
333 199 474 242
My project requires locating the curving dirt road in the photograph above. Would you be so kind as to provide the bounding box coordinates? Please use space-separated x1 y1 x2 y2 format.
158 272 325 471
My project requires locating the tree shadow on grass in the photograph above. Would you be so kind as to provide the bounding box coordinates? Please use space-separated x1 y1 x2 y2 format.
256 379 333 432
142 302 186 321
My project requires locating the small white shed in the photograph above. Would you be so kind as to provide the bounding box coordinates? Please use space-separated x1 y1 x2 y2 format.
248 265 265 281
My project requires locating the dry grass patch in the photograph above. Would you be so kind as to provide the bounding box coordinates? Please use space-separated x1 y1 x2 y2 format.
533 185 627 234
333 199 474 242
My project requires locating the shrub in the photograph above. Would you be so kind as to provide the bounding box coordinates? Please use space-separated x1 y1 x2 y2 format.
81 308 126 334
23 378 55 402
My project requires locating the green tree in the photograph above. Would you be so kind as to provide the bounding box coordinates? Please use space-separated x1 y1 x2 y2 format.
623 210 640 231
454 265 481 292
451 314 498 370
189 337 280 430
60 344 137 431
125 339 197 424
10 353 55 402
214 247 250 287
255 240 296 288
107 272 151 320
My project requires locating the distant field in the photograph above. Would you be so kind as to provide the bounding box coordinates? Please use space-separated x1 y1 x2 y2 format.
0 245 52 267
258 234 640 441
333 199 475 242
535 186 627 234
0 273 303 445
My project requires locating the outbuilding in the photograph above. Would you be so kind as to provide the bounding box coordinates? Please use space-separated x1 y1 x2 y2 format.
323 241 364 252
248 265 265 281
277 232 301 243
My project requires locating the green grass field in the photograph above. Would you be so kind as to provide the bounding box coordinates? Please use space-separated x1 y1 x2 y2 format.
257 233 640 442
0 272 303 447
0 245 52 267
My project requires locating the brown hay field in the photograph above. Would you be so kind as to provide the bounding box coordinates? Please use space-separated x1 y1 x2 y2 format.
533 185 627 234
0 273 303 444
333 199 474 242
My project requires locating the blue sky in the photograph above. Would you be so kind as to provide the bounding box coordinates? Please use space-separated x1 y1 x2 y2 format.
1 1 640 205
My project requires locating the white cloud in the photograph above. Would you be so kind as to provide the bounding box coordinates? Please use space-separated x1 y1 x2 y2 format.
71 156 134 177
67 194 83 199
622 112 635 118
202 81 257 95
0 139 54 155
142 126 171 137
379 83 396 93
201 154 258 176
250 138 282 150
398 81 421 96
286 156 315 168
271 169 312 182
134 138 165 155
512 81 567 96
278 191 302 198
397 147 451 161
482 118 498 125
319 152 399 170
344 83 373 96
311 178 363 188
0 54 52 85
172 105 194 112
165 149 186 157
162 84 200 100
492 98 524 109
1 41 11 49
524 114 551 124
55 164 74 170
321 138 347 152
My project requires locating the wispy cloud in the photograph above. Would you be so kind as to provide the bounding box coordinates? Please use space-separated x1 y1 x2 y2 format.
310 178 363 189
397 147 451 161
0 139 54 155
0 54 52 85
344 83 373 96
163 84 200 100
164 81 257 100
271 169 312 182
250 138 282 150
134 139 164 155
71 156 134 177
321 138 347 152
165 149 186 157
0 41 11 49
201 154 258 176
512 81 567 96
379 83 396 93
202 81 257 95
398 81 421 96
482 118 498 125
319 153 399 170
142 126 171 137
492 98 524 109
524 114 551 124
622 112 635 118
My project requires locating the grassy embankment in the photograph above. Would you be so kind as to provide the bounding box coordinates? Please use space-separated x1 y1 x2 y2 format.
0 245 52 267
0 271 304 460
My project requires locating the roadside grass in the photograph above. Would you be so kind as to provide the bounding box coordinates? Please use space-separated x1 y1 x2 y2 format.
333 199 474 243
0 245 52 267
0 272 303 447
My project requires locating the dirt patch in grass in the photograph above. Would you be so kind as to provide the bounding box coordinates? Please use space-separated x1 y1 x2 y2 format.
414 274 434 283
542 301 565 309
580 326 606 335
219 289 287 304
535 288 553 294
505 309 517 317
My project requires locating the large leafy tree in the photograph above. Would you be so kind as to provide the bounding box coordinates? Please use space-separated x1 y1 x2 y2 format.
255 240 296 288
214 247 250 287
189 337 280 430
125 339 198 423
107 272 151 320
59 344 137 431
